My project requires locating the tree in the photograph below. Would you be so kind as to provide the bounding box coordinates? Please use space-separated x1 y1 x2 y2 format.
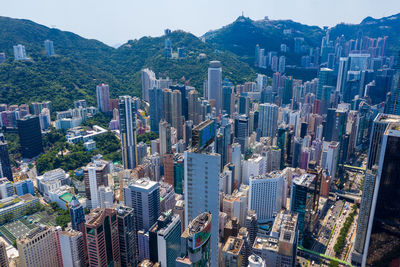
56 214 71 229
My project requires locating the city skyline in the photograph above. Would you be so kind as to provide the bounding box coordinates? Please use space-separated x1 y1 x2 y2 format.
0 0 399 46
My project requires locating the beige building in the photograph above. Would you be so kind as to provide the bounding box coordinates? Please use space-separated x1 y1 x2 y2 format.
221 236 244 267
0 241 9 267
17 226 61 267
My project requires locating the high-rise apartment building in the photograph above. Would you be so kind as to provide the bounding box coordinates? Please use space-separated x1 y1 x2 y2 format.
13 44 27 60
44 40 55 56
208 61 222 115
85 208 121 266
96 83 111 113
17 115 43 158
124 178 160 232
83 159 108 209
119 95 138 169
141 68 157 102
0 241 8 267
258 103 278 138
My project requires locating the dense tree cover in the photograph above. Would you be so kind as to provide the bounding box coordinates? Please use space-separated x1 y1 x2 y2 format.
0 17 255 111
137 132 159 145
3 132 20 165
36 130 121 174
82 112 112 129
49 202 71 229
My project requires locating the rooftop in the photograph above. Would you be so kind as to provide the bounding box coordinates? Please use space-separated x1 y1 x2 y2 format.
222 236 244 255
292 173 316 187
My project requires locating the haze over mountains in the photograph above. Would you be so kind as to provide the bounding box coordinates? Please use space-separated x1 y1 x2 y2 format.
0 13 399 111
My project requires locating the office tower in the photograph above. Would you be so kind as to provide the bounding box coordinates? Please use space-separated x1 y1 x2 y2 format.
141 68 157 102
184 120 220 266
96 83 111 113
0 140 13 181
84 159 108 209
258 103 278 138
162 89 173 124
231 143 242 185
208 61 222 115
320 141 339 180
159 120 171 159
171 90 183 139
151 212 182 266
85 208 120 266
149 87 164 133
116 205 137 267
176 212 212 266
362 123 400 266
290 172 321 240
252 211 298 266
170 85 188 120
249 172 283 223
13 44 27 60
17 115 43 158
366 114 400 169
187 90 200 125
119 96 138 169
17 226 61 267
59 228 86 267
235 115 249 153
222 236 244 267
124 178 160 232
44 40 55 56
0 241 8 267
349 53 370 71
324 107 348 143
239 96 250 116
278 55 286 73
282 77 292 105
222 80 235 116
69 196 86 232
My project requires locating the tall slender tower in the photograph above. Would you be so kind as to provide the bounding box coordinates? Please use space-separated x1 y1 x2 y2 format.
184 120 220 266
119 96 137 169
96 84 111 113
208 61 222 115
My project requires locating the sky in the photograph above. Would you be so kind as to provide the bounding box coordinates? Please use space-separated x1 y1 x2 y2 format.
1 0 399 47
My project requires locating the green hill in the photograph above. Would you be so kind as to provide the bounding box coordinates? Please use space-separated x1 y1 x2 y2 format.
0 16 255 112
203 13 400 66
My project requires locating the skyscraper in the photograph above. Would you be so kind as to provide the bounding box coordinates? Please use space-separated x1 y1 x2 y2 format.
83 159 108 209
13 44 27 60
149 87 164 133
0 241 8 267
96 83 111 113
222 80 234 117
141 68 157 102
184 120 220 266
234 115 249 153
69 196 86 232
187 90 200 125
17 226 61 267
208 61 222 115
17 115 43 158
336 57 349 94
116 205 137 267
119 96 138 169
85 208 121 266
59 228 86 267
159 120 171 159
124 178 160 232
249 172 283 223
362 123 400 266
258 103 278 138
0 140 13 181
171 90 183 139
44 40 55 56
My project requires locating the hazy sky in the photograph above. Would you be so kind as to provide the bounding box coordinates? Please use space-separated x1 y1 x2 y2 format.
1 0 399 46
